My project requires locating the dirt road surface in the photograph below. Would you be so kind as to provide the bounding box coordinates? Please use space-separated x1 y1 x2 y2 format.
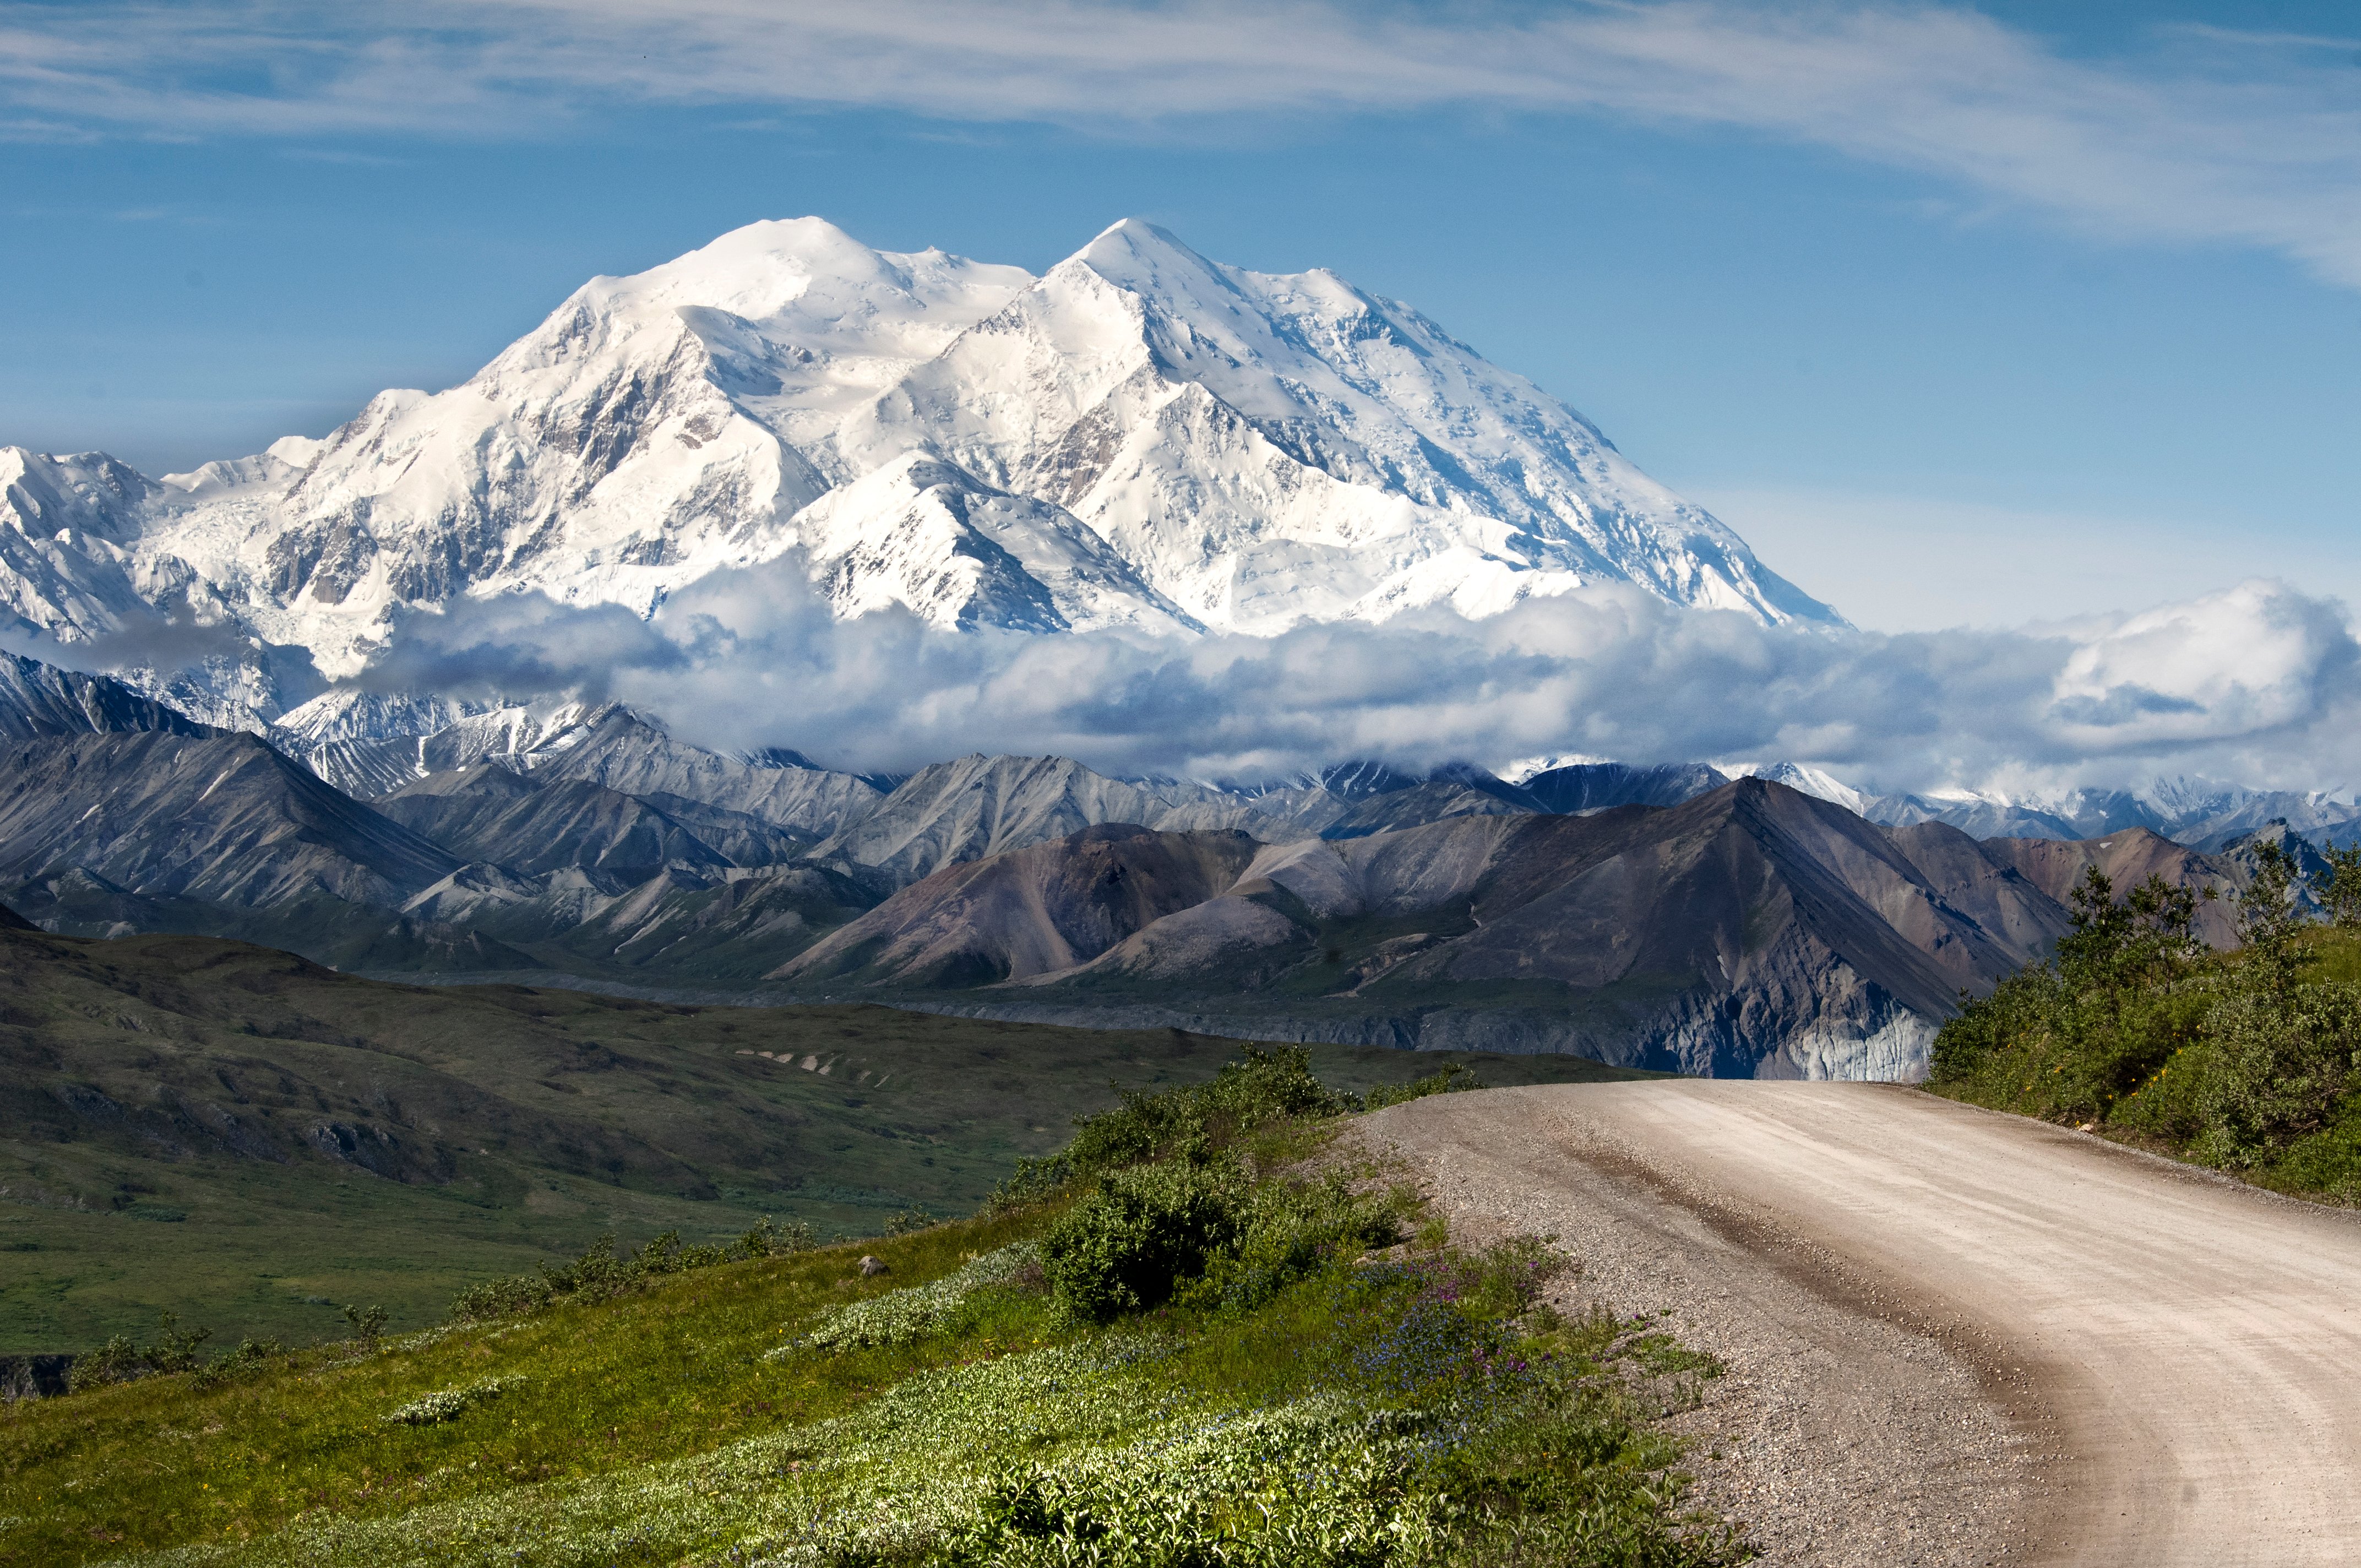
1362 1081 2361 1567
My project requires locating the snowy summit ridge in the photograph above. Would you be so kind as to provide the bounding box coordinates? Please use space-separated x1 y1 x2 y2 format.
0 217 1836 723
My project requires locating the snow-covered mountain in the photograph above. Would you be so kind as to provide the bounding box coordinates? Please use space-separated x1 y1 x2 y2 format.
0 216 1836 729
1722 760 2361 851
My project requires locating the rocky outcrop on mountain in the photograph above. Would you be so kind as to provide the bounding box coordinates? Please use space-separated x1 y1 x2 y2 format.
775 779 2079 1079
542 863 879 977
804 755 1254 884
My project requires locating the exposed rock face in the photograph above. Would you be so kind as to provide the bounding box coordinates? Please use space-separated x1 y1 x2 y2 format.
804 756 1256 884
524 709 886 837
781 824 1264 988
1980 827 2243 949
776 781 2100 1080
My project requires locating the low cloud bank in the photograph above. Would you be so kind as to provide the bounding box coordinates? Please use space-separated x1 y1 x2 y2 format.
338 559 2361 795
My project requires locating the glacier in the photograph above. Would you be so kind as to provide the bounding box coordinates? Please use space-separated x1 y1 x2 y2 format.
0 216 1836 732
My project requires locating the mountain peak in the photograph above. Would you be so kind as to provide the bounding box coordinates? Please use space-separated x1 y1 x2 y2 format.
2 216 1840 728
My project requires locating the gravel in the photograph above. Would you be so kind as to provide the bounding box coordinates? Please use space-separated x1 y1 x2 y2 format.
1357 1088 2047 1566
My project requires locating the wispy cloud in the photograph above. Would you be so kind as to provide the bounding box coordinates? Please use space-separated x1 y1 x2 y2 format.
6 2 2360 285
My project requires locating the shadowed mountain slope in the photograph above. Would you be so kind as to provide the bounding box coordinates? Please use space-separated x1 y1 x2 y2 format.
0 732 457 910
0 651 216 739
376 763 738 883
1520 761 1728 814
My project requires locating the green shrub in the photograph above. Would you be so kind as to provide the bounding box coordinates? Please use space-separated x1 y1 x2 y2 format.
2315 842 2361 928
2191 984 2361 1167
191 1337 287 1391
447 1219 808 1323
1191 1173 1403 1313
1364 1059 1488 1112
1933 856 2361 1193
63 1312 211 1392
985 1046 1350 1219
1041 1161 1250 1323
1064 1044 1347 1174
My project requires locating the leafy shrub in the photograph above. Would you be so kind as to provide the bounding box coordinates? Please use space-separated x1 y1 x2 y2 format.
1189 1173 1403 1313
192 1337 287 1391
1934 856 2361 1188
981 1152 1073 1217
986 1046 1361 1219
1363 1059 1487 1112
2191 984 2361 1167
448 1217 811 1323
64 1312 210 1392
2316 842 2361 928
1064 1045 1347 1175
1041 1161 1250 1323
949 1398 1455 1566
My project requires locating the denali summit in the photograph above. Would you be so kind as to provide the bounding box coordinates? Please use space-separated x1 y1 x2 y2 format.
0 217 1835 727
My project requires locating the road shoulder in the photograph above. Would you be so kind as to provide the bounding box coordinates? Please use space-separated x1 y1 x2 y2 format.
1358 1087 2053 1567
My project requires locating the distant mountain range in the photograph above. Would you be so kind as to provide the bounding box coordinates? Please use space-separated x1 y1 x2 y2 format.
2 646 2316 1081
1696 759 2361 856
0 216 1836 731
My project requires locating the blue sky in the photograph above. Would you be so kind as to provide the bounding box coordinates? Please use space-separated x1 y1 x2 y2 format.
2 0 2357 632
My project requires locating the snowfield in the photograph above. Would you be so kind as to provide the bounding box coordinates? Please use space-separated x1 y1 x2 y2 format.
0 216 1835 732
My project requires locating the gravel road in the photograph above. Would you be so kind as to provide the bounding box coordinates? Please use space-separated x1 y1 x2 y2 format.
1360 1081 2361 1567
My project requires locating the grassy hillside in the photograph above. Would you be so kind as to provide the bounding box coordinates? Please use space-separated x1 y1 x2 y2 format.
0 925 1650 1352
1928 854 2361 1201
0 1050 1738 1568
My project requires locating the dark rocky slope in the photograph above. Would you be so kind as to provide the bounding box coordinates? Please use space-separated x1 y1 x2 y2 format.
782 780 2094 1078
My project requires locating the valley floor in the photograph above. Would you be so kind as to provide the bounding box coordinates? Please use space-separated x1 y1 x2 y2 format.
1362 1081 2361 1567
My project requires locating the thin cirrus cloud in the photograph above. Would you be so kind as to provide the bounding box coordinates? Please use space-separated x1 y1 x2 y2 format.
4 3 2360 286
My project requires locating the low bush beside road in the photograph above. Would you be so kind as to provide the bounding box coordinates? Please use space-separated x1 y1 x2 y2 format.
1930 842 2361 1199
